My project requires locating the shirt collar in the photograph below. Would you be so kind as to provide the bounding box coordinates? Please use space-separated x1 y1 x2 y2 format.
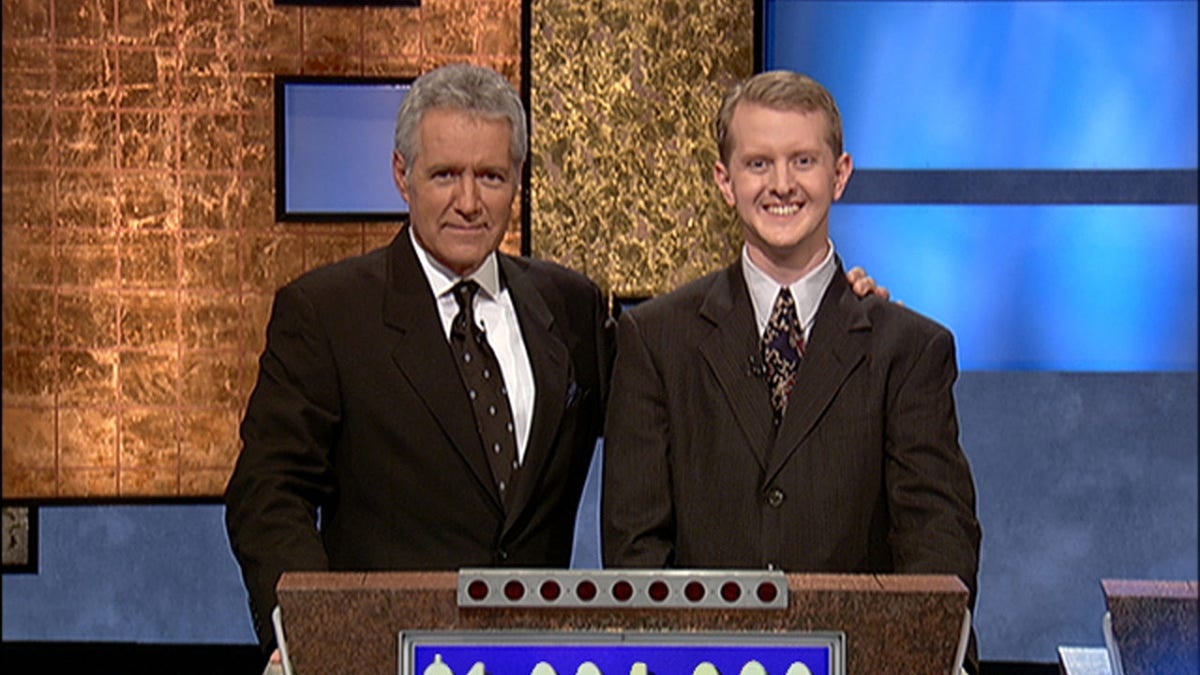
741 240 838 337
409 227 503 301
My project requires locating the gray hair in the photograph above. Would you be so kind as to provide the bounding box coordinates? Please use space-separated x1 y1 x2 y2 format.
394 63 528 172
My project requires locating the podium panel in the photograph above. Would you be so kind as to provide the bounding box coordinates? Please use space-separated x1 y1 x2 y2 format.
276 570 968 675
1102 579 1199 675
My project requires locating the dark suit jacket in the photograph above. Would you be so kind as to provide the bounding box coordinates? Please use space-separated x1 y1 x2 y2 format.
225 228 613 646
602 258 981 657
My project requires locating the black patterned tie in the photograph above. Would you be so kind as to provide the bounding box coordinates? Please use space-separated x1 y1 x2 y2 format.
449 280 519 507
761 287 805 424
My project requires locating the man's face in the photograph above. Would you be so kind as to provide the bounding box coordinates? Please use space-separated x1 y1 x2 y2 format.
714 102 853 272
394 108 519 277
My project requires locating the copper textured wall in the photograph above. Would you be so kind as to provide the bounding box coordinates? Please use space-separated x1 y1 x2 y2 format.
1 0 522 499
529 0 753 298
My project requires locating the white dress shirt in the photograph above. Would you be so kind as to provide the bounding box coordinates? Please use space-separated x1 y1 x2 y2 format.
410 229 535 463
741 239 839 342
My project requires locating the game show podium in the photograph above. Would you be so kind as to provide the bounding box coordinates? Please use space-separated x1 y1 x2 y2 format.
273 569 970 675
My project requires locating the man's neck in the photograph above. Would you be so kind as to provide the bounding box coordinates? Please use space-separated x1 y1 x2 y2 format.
745 239 831 286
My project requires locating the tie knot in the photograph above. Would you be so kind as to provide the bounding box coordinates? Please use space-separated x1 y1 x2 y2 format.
452 280 481 311
768 288 799 331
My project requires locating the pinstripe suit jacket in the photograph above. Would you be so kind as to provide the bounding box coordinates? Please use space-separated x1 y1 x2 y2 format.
602 257 980 603
226 228 613 646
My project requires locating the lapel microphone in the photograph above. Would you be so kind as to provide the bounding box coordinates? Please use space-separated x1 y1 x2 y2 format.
747 354 768 378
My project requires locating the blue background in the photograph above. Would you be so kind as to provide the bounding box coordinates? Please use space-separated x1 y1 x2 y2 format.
765 0 1198 371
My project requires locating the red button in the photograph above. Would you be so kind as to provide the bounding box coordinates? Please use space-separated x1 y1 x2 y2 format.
467 580 489 601
504 580 525 600
540 580 562 601
576 580 597 601
720 581 742 602
612 580 634 601
756 581 779 603
684 581 706 602
648 580 669 602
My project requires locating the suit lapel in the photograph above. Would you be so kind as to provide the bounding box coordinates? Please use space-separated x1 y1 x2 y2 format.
697 264 775 470
766 266 870 482
382 230 502 510
498 255 572 527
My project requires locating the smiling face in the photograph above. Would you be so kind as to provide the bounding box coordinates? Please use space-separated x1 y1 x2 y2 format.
394 107 519 277
714 102 853 282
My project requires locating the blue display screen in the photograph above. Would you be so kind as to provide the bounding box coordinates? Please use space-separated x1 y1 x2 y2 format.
764 1 1197 170
405 632 840 675
277 77 411 219
763 0 1198 370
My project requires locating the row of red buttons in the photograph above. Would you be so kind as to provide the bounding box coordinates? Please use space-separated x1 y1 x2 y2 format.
465 578 781 604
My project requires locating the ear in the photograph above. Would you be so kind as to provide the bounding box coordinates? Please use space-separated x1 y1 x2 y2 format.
832 152 854 201
713 161 736 207
393 152 412 203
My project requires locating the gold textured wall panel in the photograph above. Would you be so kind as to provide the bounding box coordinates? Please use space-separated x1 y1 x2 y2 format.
2 0 523 499
530 0 753 297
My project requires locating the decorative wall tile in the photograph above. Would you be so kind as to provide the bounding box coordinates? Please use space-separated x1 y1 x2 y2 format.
57 171 119 229
179 0 239 52
180 351 243 408
56 109 118 169
2 468 57 498
3 351 59 406
118 48 180 108
119 468 178 496
2 288 56 348
180 113 240 170
119 407 179 468
56 289 119 348
182 231 241 289
1 407 57 468
181 173 241 230
2 44 55 106
304 6 363 55
180 407 241 468
119 290 178 348
1 225 55 287
58 468 119 497
119 351 178 406
181 50 243 111
181 292 243 349
57 228 120 288
3 108 54 168
117 0 181 47
3 0 522 499
2 0 52 41
57 349 119 406
243 1 302 55
119 111 178 169
2 170 54 229
55 47 118 107
54 0 115 44
59 407 119 467
119 229 179 288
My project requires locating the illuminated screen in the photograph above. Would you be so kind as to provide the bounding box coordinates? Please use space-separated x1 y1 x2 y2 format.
762 0 1198 370
275 76 412 220
402 632 843 675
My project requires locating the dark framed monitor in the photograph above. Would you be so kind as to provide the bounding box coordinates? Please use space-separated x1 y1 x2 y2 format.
274 74 414 222
757 0 1198 371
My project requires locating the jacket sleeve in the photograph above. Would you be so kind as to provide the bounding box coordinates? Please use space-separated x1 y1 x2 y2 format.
601 310 676 568
224 282 338 648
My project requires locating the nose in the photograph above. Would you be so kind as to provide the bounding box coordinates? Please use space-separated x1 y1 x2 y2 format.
768 163 795 195
453 174 483 217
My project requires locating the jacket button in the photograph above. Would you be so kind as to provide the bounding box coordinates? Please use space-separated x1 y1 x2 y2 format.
496 548 509 562
766 487 785 508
